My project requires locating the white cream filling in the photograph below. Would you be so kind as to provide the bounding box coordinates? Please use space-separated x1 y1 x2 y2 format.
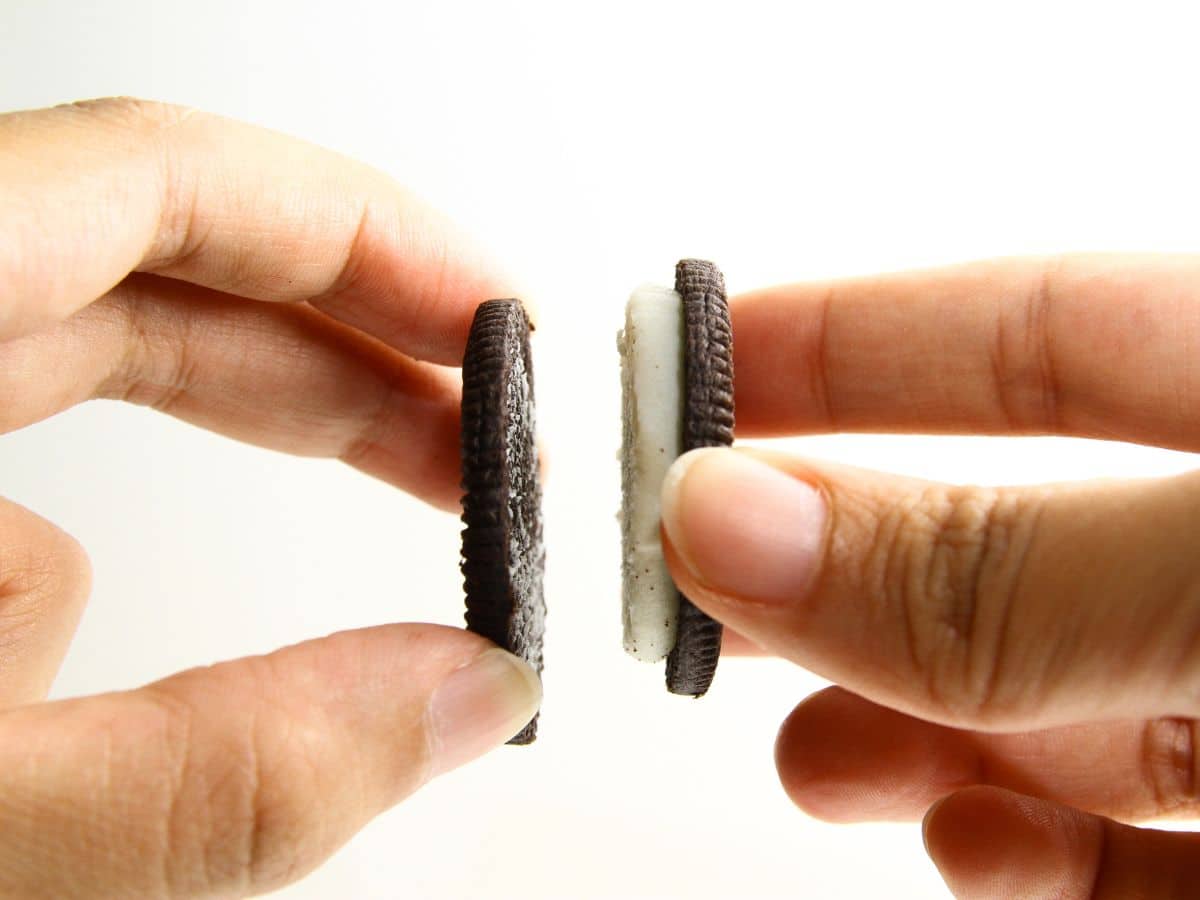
618 285 684 661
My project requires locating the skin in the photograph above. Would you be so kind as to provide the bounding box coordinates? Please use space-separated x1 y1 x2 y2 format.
662 255 1200 897
0 98 542 898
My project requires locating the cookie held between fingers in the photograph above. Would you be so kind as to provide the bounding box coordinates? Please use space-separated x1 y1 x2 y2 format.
460 299 545 744
618 259 735 697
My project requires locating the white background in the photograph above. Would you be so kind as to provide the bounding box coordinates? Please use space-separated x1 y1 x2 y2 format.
3 2 1200 897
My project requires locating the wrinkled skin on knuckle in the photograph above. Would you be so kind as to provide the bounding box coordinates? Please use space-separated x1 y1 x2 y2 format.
101 286 206 415
861 483 1044 725
148 651 387 898
1 97 204 337
58 97 195 134
1165 480 1200 708
140 671 345 896
0 692 200 897
1140 717 1200 819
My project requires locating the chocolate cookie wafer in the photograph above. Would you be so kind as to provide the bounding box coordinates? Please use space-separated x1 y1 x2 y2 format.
460 299 545 744
666 259 734 696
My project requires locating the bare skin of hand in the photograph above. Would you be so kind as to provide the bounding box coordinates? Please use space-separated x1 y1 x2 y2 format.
663 256 1200 898
0 98 541 898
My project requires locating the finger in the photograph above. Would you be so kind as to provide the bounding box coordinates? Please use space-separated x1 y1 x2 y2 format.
0 624 540 897
0 275 463 510
0 98 517 361
0 498 90 707
733 254 1200 450
775 686 1200 824
924 786 1200 899
661 447 1200 730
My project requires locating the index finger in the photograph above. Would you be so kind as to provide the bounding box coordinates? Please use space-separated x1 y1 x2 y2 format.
732 255 1200 451
0 97 515 363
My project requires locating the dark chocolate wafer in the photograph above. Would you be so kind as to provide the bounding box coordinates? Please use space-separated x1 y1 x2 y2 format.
460 299 545 744
665 259 734 697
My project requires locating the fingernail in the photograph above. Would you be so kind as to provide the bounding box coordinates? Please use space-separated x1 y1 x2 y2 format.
427 648 542 776
660 449 827 604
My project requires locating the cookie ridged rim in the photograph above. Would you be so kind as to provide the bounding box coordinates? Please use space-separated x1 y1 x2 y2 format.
665 259 733 697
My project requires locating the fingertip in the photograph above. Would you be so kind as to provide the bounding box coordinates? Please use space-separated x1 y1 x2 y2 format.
0 497 93 705
921 793 948 855
774 687 957 823
309 197 521 368
774 689 856 821
338 362 464 511
922 787 1098 900
419 230 537 361
536 438 550 487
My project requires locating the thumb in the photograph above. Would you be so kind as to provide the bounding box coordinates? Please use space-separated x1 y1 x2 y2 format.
0 624 540 898
660 446 1200 730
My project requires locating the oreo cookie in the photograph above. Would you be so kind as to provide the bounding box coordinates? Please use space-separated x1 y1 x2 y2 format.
619 260 734 697
460 299 545 744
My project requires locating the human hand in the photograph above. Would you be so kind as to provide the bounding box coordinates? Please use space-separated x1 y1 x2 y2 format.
0 98 540 897
660 256 1200 898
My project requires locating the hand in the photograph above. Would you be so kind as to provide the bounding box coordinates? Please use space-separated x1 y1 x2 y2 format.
0 98 540 897
660 256 1200 898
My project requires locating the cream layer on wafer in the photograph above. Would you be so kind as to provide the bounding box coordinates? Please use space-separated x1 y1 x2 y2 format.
618 285 684 662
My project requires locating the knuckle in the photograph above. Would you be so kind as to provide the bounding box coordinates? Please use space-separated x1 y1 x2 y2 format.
990 256 1066 432
866 483 1044 723
102 287 200 414
60 97 195 134
143 325 199 415
1140 717 1200 816
61 99 206 278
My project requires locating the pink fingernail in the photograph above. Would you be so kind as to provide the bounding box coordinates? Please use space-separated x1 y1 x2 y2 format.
427 649 542 776
661 449 827 604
